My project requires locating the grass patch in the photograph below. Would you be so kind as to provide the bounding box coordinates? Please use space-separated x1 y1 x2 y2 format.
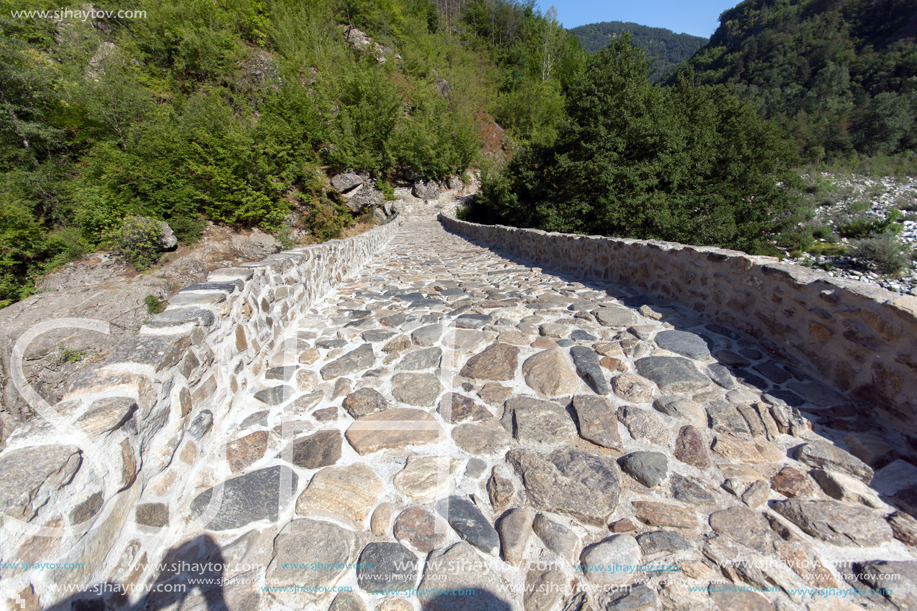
144 294 166 314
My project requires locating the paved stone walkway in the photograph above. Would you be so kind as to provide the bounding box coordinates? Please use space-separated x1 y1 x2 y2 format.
176 219 916 611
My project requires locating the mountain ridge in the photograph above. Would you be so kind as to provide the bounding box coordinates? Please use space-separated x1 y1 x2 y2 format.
569 20 707 80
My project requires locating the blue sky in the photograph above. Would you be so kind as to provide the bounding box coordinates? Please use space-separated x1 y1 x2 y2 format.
545 0 742 38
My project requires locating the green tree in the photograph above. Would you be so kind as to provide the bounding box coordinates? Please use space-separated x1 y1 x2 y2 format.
476 33 801 254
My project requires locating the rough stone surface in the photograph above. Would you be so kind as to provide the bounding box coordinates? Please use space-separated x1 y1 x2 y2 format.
654 330 711 360
285 429 342 469
632 501 697 529
371 502 393 536
771 466 815 498
391 373 442 407
572 395 622 450
417 542 513 611
612 374 657 403
619 452 668 488
570 346 611 394
772 499 893 546
343 388 390 418
674 425 710 468
225 431 269 472
634 357 711 394
636 530 691 556
460 343 519 380
356 542 419 592
616 405 668 445
522 349 580 396
653 396 707 427
497 507 533 567
346 408 443 454
0 445 82 520
295 463 382 527
533 514 578 565
709 506 774 553
436 496 501 556
265 518 358 606
320 344 375 380
394 506 446 552
506 396 576 444
394 456 458 500
796 441 874 484
438 393 491 423
507 447 621 526
191 466 298 531
580 535 642 585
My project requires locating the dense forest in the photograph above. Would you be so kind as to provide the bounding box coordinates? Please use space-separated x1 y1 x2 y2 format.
0 0 586 307
570 20 707 80
669 0 917 161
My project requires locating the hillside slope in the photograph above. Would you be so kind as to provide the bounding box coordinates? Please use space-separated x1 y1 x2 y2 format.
570 21 707 80
0 0 585 308
670 0 917 160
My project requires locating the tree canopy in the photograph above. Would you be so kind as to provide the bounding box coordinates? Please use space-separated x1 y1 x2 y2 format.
669 0 917 161
473 33 802 255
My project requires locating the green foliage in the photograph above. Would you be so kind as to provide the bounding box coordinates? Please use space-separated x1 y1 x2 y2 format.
570 21 708 81
58 349 85 364
275 224 297 250
306 200 352 241
375 178 396 200
119 216 164 271
849 233 911 275
671 0 917 162
474 34 801 255
838 208 902 239
144 294 166 314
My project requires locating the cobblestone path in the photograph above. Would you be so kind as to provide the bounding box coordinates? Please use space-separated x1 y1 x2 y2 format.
181 219 916 611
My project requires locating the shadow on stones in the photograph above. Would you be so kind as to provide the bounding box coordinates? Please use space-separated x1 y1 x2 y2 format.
424 589 512 611
43 535 229 611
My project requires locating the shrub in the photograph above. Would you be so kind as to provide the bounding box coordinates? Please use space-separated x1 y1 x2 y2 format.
306 200 352 241
375 178 396 201
896 195 917 212
838 208 902 239
120 216 164 271
144 294 166 314
849 233 911 275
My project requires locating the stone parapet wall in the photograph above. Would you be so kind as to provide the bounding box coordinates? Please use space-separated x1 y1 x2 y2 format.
0 217 401 603
439 214 917 431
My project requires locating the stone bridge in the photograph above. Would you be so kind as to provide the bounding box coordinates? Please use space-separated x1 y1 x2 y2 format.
1 208 916 611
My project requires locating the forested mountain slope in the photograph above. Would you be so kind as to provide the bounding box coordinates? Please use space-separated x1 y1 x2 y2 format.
570 20 707 80
669 0 917 161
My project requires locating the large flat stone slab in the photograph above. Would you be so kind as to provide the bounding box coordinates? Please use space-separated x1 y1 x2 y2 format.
345 408 444 454
507 447 621 526
296 464 382 528
505 396 576 444
320 344 375 379
191 465 298 531
417 542 513 611
0 445 82 520
265 518 359 608
635 357 712 393
654 330 711 360
772 499 893 547
460 343 519 380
